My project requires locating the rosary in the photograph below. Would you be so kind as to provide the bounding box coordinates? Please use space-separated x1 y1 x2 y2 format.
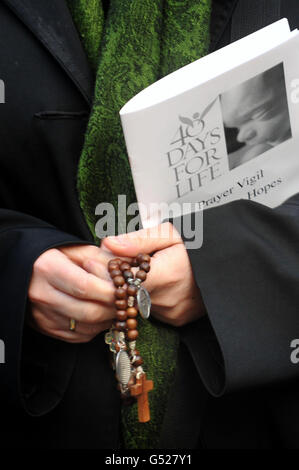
105 254 153 423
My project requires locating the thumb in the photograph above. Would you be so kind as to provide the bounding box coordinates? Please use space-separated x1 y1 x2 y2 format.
101 222 182 257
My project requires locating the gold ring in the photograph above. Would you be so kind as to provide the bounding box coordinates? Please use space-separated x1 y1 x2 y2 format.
69 318 76 332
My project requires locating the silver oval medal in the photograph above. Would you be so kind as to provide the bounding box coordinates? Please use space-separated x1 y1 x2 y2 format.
137 286 151 319
115 350 131 385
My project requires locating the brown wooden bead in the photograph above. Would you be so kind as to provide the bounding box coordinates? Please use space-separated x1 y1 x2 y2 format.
113 275 125 287
110 269 122 278
115 299 127 310
116 310 127 321
127 329 139 340
115 321 126 331
113 258 122 265
115 287 127 299
136 270 147 281
120 262 131 272
123 269 133 280
131 258 139 267
136 253 150 264
108 262 119 272
139 262 150 273
133 355 143 367
127 284 138 296
126 318 137 329
127 307 138 318
136 254 143 264
136 253 144 264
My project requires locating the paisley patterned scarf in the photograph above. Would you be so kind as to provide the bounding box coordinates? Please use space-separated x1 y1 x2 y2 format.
67 0 211 449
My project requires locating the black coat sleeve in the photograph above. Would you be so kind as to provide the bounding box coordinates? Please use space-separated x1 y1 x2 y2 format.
178 195 299 397
0 209 90 416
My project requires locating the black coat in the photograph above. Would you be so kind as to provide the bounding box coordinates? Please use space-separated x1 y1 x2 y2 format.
0 0 299 449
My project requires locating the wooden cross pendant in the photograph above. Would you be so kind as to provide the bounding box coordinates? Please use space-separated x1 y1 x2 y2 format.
130 373 154 423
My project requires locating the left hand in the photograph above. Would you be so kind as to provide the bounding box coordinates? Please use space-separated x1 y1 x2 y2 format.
101 222 206 327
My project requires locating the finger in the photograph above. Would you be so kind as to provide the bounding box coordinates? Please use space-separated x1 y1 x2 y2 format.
37 249 115 304
60 245 133 281
27 309 92 343
29 319 99 344
60 245 113 281
52 289 116 324
33 283 116 324
101 222 182 257
82 258 111 281
59 244 112 267
30 305 112 337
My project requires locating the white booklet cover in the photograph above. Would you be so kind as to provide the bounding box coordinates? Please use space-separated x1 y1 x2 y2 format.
120 19 299 228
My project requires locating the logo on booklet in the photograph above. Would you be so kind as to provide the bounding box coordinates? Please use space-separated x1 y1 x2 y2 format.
166 97 225 200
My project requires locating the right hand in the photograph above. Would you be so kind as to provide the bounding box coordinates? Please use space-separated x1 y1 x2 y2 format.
28 244 121 343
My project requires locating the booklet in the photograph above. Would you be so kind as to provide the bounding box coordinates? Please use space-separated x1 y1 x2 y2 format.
120 19 299 228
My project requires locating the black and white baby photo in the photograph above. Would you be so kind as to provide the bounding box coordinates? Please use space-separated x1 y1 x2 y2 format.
220 63 292 171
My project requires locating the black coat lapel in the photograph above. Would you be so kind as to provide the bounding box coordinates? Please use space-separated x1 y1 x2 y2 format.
2 0 94 105
210 0 239 51
3 0 238 103
231 0 281 41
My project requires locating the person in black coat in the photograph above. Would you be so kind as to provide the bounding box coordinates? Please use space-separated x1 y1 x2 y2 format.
0 0 299 449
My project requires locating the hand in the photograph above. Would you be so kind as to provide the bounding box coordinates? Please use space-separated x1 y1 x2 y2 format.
28 244 122 343
101 223 206 327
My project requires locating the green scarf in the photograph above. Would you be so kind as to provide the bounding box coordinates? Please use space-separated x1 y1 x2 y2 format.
67 0 211 449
